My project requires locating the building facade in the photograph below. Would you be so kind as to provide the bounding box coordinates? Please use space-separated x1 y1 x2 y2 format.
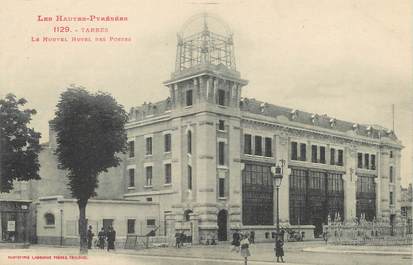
1 14 404 244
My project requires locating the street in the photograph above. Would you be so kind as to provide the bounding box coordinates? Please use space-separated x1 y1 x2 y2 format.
0 242 411 265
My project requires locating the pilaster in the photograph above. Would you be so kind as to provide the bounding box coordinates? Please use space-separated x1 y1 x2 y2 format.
228 117 242 219
195 113 217 204
275 133 289 224
379 148 390 219
343 145 357 222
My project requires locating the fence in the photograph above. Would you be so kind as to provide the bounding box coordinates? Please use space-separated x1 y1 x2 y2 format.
123 235 175 249
325 213 412 246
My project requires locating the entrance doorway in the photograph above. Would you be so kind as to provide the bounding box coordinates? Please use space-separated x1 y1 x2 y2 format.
217 210 228 241
102 219 114 232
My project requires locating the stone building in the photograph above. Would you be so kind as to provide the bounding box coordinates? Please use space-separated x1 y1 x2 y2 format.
1 14 404 244
119 14 404 241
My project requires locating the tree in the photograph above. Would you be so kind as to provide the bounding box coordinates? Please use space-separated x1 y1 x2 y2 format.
0 94 41 193
52 87 127 254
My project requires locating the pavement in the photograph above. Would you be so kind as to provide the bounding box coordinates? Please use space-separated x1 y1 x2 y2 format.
302 244 412 256
0 241 411 265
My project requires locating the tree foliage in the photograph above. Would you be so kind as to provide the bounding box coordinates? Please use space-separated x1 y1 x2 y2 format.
0 94 41 192
53 88 128 201
52 87 127 253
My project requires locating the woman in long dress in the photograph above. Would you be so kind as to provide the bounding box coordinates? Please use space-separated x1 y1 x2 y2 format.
275 238 285 263
240 234 251 265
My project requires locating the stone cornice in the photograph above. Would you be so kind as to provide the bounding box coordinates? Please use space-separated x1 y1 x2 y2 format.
126 114 171 129
241 113 402 149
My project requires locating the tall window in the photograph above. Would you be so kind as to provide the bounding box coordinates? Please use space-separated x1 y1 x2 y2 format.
390 151 393 158
371 154 376 170
186 90 193 106
218 141 225 166
128 168 135 187
218 89 226 106
218 120 225 131
389 191 394 205
242 164 273 225
254 136 262 156
320 146 326 164
188 165 192 190
364 153 370 169
145 166 152 186
291 141 298 160
356 175 376 221
128 141 135 158
164 133 171 153
219 178 225 198
357 153 363 168
146 137 152 155
165 163 172 184
311 145 318 163
330 148 336 165
244 134 252 155
265 137 272 157
337 150 343 166
127 219 135 234
389 166 394 183
300 143 306 161
187 131 192 154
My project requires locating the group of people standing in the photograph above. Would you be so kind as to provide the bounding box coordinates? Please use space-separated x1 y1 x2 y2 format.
231 230 252 265
231 230 285 264
87 225 117 251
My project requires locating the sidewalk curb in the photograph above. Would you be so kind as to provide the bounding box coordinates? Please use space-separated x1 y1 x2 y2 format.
112 251 308 265
302 247 412 256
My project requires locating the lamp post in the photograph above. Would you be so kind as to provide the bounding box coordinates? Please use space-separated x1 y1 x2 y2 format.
273 159 285 242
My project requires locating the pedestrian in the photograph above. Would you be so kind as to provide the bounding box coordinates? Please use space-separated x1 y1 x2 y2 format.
98 227 106 249
87 225 94 249
240 234 251 265
249 231 255 244
179 232 185 247
175 232 181 248
106 226 116 251
275 237 285 263
231 229 240 252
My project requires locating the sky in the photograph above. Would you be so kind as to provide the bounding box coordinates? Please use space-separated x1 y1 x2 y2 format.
1 0 412 186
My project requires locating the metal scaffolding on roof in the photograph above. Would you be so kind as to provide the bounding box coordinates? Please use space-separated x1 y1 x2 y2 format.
175 13 236 72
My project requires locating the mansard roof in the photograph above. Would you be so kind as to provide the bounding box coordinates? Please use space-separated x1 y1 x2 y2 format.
128 98 172 121
240 97 399 141
127 96 399 143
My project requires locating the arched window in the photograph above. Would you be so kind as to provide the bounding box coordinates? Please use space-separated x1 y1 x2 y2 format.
187 131 192 154
184 209 193 222
389 166 394 183
44 213 55 225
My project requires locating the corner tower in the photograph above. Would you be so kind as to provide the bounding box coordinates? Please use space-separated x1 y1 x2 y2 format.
164 14 248 243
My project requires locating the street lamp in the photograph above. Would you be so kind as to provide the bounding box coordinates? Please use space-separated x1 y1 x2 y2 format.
273 159 285 243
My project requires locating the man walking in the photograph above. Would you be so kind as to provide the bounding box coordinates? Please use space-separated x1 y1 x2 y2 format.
87 225 94 249
106 226 116 251
97 227 106 249
231 229 240 252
